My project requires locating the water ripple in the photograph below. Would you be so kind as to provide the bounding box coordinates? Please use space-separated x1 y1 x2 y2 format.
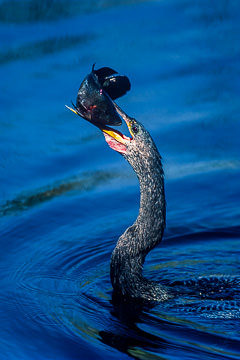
6 225 240 356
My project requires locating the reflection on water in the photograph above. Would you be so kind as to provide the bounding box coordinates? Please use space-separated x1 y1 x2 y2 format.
0 0 240 359
0 0 147 23
0 35 93 65
0 170 118 215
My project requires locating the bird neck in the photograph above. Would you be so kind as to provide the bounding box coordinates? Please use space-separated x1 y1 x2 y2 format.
111 145 166 301
126 143 166 252
136 156 166 241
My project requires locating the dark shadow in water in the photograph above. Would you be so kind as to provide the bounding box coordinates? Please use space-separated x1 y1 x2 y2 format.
0 170 118 216
99 300 169 359
165 225 240 245
99 280 240 359
0 34 94 65
100 297 240 359
0 0 147 23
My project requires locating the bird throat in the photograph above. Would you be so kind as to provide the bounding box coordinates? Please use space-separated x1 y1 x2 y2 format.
103 132 127 154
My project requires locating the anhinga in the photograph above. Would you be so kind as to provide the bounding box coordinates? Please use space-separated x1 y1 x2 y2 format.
102 103 170 302
66 66 240 309
66 66 170 302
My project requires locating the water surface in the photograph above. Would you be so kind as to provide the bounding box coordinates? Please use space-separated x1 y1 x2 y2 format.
0 0 240 359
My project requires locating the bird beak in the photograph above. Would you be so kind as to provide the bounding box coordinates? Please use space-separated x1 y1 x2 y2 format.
65 103 128 145
100 102 134 147
66 102 133 153
113 102 131 128
101 102 133 141
98 103 134 154
100 126 127 145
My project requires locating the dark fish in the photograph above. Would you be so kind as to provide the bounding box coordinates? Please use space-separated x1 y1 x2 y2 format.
66 65 131 127
94 66 131 100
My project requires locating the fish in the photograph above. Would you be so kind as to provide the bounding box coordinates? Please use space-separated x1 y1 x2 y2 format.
66 65 131 126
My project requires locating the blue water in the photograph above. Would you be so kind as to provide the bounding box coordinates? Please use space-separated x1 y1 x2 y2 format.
1 0 240 359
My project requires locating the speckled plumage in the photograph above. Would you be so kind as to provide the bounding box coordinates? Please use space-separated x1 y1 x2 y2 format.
110 117 170 302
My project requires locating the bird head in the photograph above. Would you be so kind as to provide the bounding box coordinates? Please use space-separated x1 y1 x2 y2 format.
66 99 157 172
97 102 163 179
100 102 149 157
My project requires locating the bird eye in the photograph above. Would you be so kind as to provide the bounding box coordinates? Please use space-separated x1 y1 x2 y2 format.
131 123 139 134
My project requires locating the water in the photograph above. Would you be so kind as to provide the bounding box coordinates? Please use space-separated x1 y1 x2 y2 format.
1 0 240 359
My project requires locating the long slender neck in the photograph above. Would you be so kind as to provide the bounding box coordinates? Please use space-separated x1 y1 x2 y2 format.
136 153 166 246
110 141 167 302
